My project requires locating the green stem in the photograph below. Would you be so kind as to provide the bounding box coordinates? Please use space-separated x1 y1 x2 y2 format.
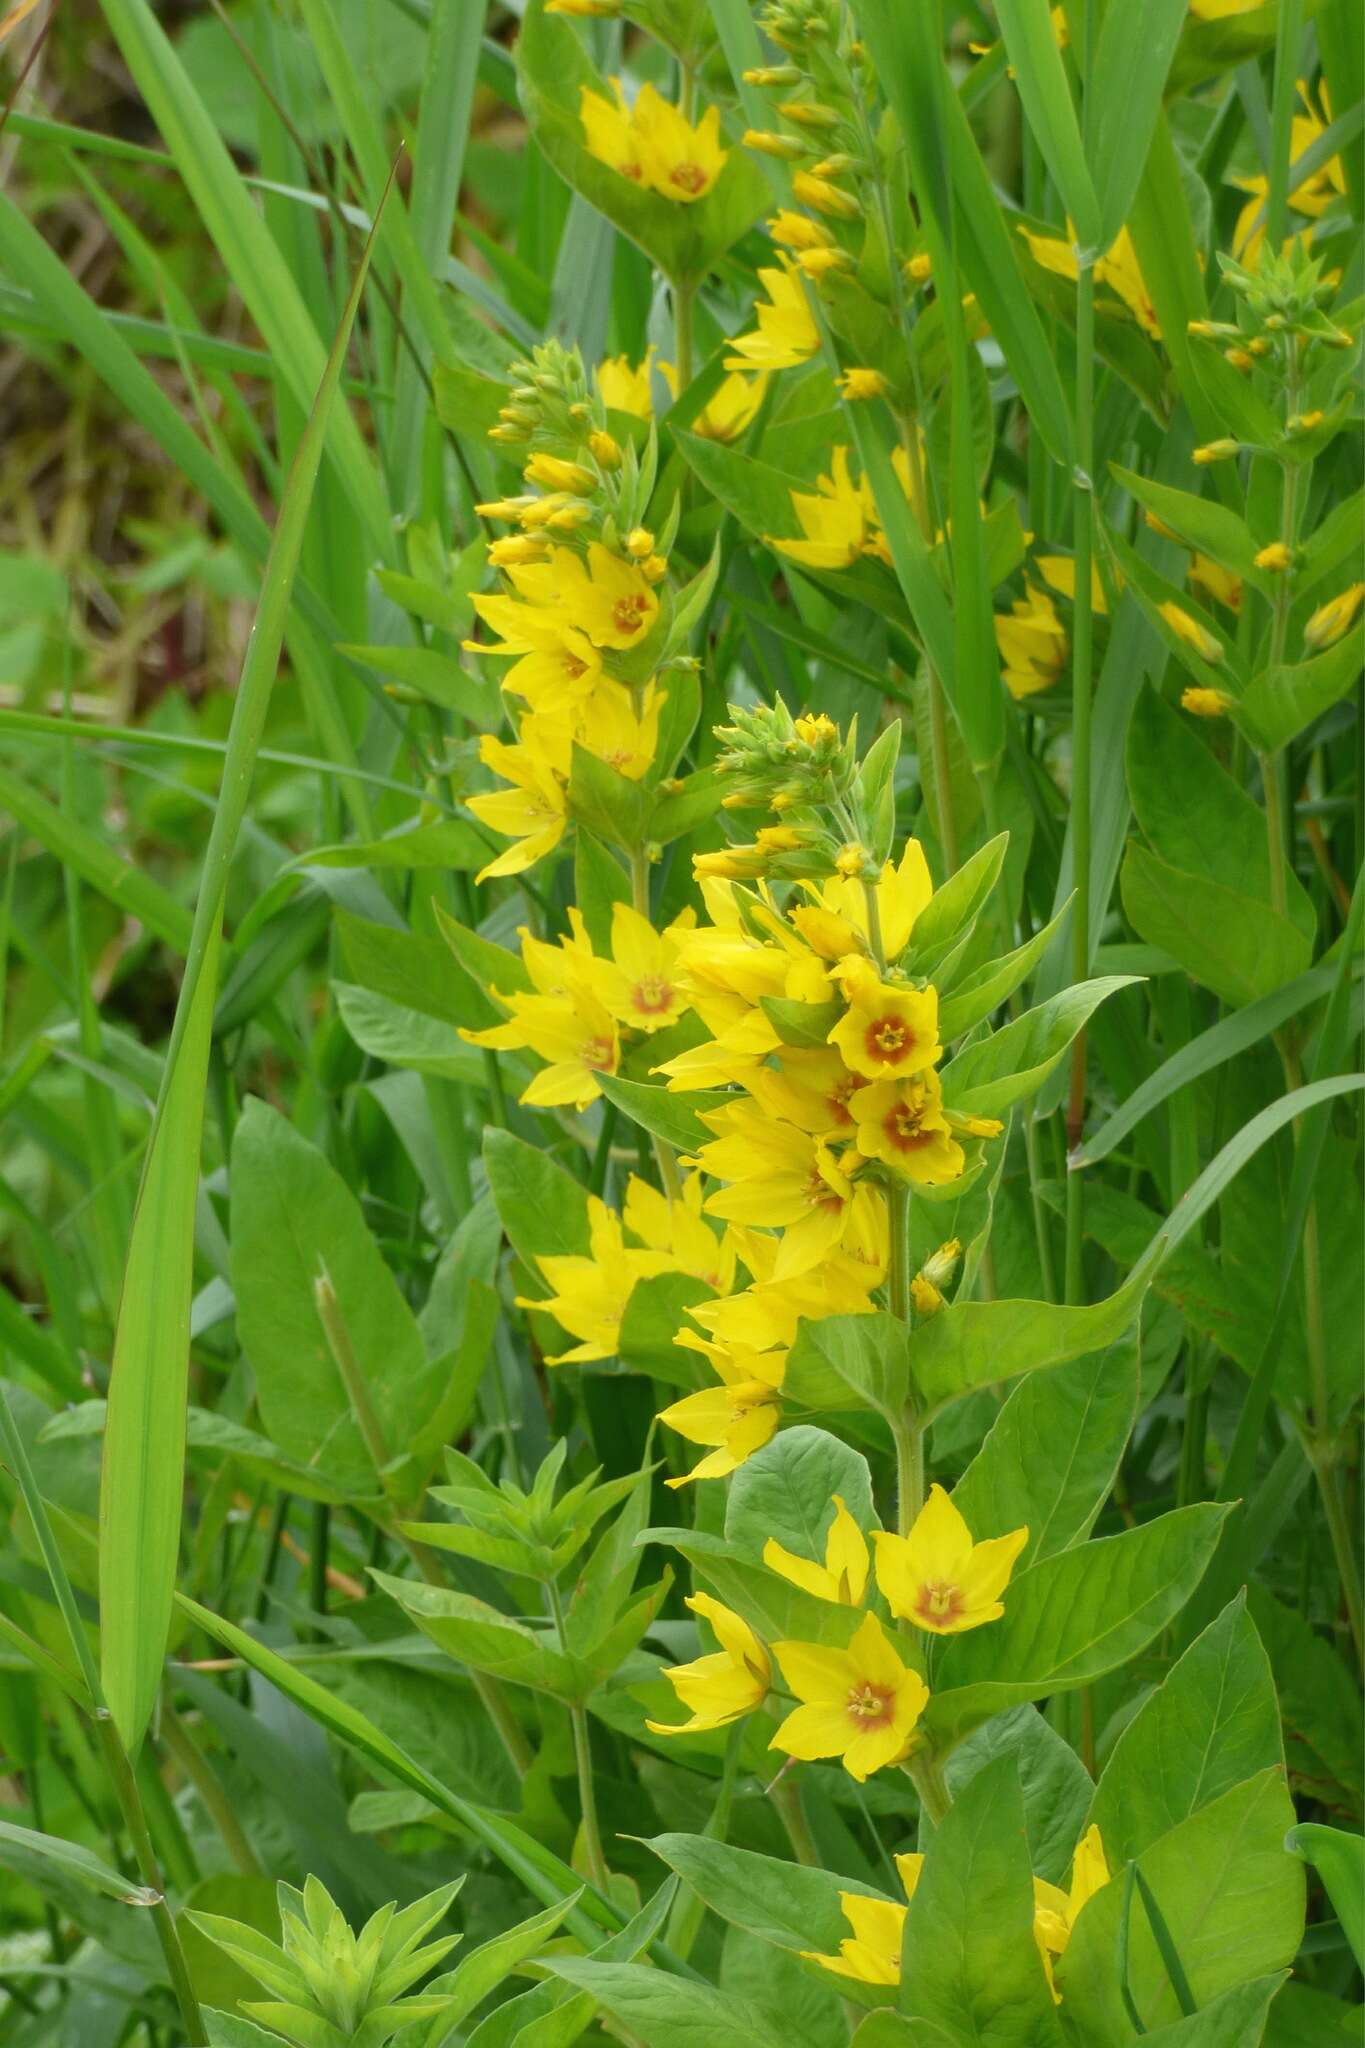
894 1412 926 1541
1064 255 1097 1308
548 1579 611 1890
1265 0 1306 252
94 1713 208 2045
159 1698 263 1878
770 1770 820 1867
907 1751 950 1829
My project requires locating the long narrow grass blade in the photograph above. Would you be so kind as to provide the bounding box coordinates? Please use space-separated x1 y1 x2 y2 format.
993 0 1100 247
97 188 390 1755
1089 0 1196 247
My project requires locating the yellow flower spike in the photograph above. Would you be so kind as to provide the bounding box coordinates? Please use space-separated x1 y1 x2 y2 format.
1182 686 1235 719
1304 582 1364 650
524 452 596 494
767 207 835 249
769 1610 930 1781
792 170 861 218
726 259 821 372
1193 438 1240 466
1254 541 1294 572
838 367 890 400
850 1077 965 1185
659 1379 782 1486
873 1484 1029 1634
828 958 942 1082
1159 601 1224 663
802 1855 924 1985
764 1495 869 1605
645 1593 770 1734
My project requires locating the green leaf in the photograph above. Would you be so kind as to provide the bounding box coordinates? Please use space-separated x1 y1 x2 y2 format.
333 982 490 1084
993 0 1100 248
783 1312 911 1423
617 1270 714 1383
567 744 651 852
1089 0 1188 246
952 1339 1139 1569
943 1708 1095 1889
596 1073 729 1152
228 1099 444 1496
925 1506 1229 1749
0 1818 157 1905
644 1835 885 1956
906 835 1009 967
1109 468 1270 597
940 975 1139 1117
1136 1977 1286 2046
544 1958 789 2048
937 901 1072 1042
1120 845 1312 1009
1088 1596 1284 1864
724 1425 875 1563
434 1892 584 2032
371 1574 581 1698
1238 630 1365 754
433 902 533 997
897 1753 1064 2039
337 641 497 723
1058 1770 1303 2039
1247 1586 1364 1819
484 1128 590 1265
301 820 491 871
1284 1825 1364 1971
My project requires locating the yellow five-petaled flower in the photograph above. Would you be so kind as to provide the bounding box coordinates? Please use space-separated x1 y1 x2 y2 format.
874 1484 1029 1633
770 1611 929 1781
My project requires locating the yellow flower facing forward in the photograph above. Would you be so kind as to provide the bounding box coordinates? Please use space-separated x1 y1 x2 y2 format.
694 1103 854 1277
742 1047 868 1138
874 1484 1029 1634
850 1077 965 1186
465 731 567 881
828 958 942 1083
1304 582 1364 651
995 583 1068 699
564 678 661 781
764 1495 869 1605
1160 601 1224 664
803 1855 924 1985
466 605 603 717
726 258 821 372
463 982 619 1111
1034 1826 1111 2002
633 82 727 203
580 902 694 1035
552 542 659 651
659 1376 782 1487
770 1611 930 1782
522 1196 672 1364
646 1593 770 1734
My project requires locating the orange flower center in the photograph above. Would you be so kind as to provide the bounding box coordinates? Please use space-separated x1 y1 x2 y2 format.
803 1167 844 1213
827 1074 863 1125
670 160 707 194
883 1099 934 1154
915 1581 964 1625
866 1013 917 1065
581 1035 615 1072
621 159 643 182
845 1681 894 1726
612 593 650 635
631 974 675 1016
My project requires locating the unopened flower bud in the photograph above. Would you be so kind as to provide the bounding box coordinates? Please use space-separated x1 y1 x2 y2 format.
626 527 655 558
1181 686 1235 718
1193 438 1239 466
1254 541 1293 572
1160 601 1223 663
1303 583 1364 651
744 129 810 160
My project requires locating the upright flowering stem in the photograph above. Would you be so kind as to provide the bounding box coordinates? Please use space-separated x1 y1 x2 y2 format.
548 1578 611 1891
1064 254 1097 1307
629 839 683 1200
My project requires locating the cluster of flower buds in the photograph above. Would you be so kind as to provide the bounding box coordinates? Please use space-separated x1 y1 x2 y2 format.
714 701 859 810
741 0 868 219
488 337 597 449
1189 241 1357 384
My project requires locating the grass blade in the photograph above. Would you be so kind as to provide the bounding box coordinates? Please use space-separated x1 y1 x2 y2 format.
97 186 390 1756
994 0 1100 247
1088 0 1187 247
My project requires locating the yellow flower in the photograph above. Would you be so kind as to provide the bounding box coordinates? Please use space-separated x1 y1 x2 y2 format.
646 1593 770 1734
828 958 941 1082
770 1610 930 1781
1255 542 1293 572
552 543 659 651
566 677 662 780
793 837 933 963
659 1376 782 1486
742 1048 867 1137
522 1195 672 1363
1036 553 1109 614
911 1238 961 1320
1159 601 1224 663
524 452 595 495
838 366 889 400
465 731 567 881
580 902 694 1035
636 82 727 202
792 170 860 218
1189 553 1242 612
803 1855 924 1985
578 80 644 183
768 453 870 570
488 534 549 566
1033 1826 1110 2002
873 1484 1028 1634
1182 686 1235 719
726 258 820 372
1020 223 1160 337
794 244 852 279
764 1495 868 1604
1232 83 1346 263
995 583 1068 699
1304 582 1364 650
767 208 834 251
695 1103 854 1277
849 1077 965 1185
623 1172 736 1293
691 369 769 442
464 980 618 1111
